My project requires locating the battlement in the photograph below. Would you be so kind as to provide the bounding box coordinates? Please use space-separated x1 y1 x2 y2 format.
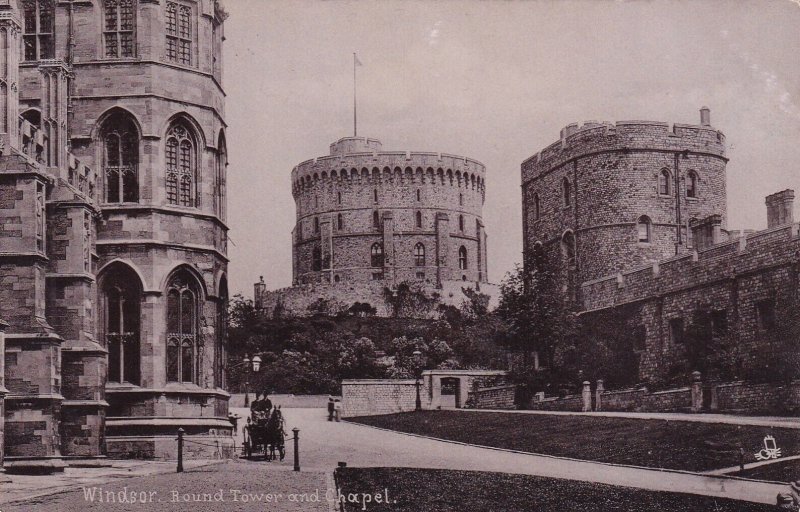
292 143 486 197
582 220 800 313
521 109 726 185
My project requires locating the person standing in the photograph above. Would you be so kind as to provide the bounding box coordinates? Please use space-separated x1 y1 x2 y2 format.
327 397 335 421
333 398 342 422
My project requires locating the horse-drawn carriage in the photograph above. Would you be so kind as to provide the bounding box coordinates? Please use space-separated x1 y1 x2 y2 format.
242 407 286 461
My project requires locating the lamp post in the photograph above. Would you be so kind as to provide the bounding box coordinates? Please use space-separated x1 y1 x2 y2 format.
413 349 423 411
241 355 262 407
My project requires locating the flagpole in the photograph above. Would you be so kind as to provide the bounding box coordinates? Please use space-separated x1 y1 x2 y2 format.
353 52 357 137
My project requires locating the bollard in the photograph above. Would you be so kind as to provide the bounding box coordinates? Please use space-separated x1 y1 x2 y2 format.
739 447 745 472
292 428 300 472
177 428 185 473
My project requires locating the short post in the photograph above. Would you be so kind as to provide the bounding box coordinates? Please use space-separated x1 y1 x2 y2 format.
292 427 300 472
690 371 703 412
177 428 185 473
595 380 604 412
739 447 745 472
581 381 591 412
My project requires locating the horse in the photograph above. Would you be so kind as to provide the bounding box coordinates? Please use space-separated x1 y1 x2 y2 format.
264 407 286 461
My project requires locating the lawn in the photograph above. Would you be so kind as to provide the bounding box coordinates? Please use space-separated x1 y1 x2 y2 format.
734 458 800 483
347 411 800 472
335 467 777 512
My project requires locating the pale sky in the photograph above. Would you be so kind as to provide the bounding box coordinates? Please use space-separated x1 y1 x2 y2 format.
223 0 800 297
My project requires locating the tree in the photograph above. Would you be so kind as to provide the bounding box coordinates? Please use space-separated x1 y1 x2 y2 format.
383 282 439 318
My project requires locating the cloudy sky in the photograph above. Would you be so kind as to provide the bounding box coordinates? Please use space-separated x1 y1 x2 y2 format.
222 0 800 297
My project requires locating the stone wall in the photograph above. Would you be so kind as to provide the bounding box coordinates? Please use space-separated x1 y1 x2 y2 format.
341 379 424 418
465 385 516 410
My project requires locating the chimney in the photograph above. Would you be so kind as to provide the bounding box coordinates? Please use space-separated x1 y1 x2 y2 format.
690 215 723 250
765 189 795 228
254 276 266 310
700 106 711 126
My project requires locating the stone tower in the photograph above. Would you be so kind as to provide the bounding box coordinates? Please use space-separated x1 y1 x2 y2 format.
0 0 231 469
291 136 489 288
521 109 727 302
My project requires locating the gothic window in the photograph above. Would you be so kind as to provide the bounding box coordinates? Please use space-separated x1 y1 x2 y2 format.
415 211 422 229
312 246 322 271
561 231 576 266
166 270 200 383
22 0 54 61
637 215 652 243
414 243 425 267
102 266 141 385
165 122 196 207
756 299 776 332
103 113 139 203
562 177 571 206
459 215 465 232
458 246 468 270
416 189 421 202
373 210 380 229
337 213 344 230
669 317 684 345
370 242 383 267
166 1 192 65
373 188 378 203
104 0 136 58
532 193 540 221
658 169 671 195
686 171 698 198
337 191 342 205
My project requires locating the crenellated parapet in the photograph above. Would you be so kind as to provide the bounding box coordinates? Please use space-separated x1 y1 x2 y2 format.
522 119 726 186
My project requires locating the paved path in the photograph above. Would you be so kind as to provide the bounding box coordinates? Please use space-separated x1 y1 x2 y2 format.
263 407 788 505
456 408 800 428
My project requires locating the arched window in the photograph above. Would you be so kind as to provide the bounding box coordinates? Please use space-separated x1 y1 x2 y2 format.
22 0 54 61
459 215 465 232
370 242 384 267
415 211 422 229
166 1 193 65
373 210 380 229
531 241 545 269
414 243 425 267
561 231 576 266
102 112 139 203
373 188 378 203
458 246 468 270
337 191 342 204
459 193 463 206
532 193 540 220
562 177 571 206
637 215 652 243
165 122 196 207
101 265 141 385
658 169 671 195
686 171 698 198
416 189 421 202
166 270 200 383
104 0 136 58
337 213 344 230
312 246 322 271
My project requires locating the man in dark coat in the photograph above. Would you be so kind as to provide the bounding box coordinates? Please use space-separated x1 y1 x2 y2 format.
327 397 335 421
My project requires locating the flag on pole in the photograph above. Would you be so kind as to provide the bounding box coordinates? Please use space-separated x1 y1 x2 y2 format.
354 53 363 66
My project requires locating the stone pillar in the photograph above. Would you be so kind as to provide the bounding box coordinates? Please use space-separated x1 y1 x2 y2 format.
0 6 20 153
581 381 591 412
595 379 604 412
689 215 723 251
382 211 394 283
699 106 711 126
434 213 450 287
765 190 795 228
691 371 703 413
38 60 71 171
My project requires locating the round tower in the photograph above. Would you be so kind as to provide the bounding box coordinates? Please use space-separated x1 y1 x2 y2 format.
291 136 489 288
521 109 727 295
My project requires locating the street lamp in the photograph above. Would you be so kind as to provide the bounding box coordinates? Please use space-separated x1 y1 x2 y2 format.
239 355 262 407
413 349 423 411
